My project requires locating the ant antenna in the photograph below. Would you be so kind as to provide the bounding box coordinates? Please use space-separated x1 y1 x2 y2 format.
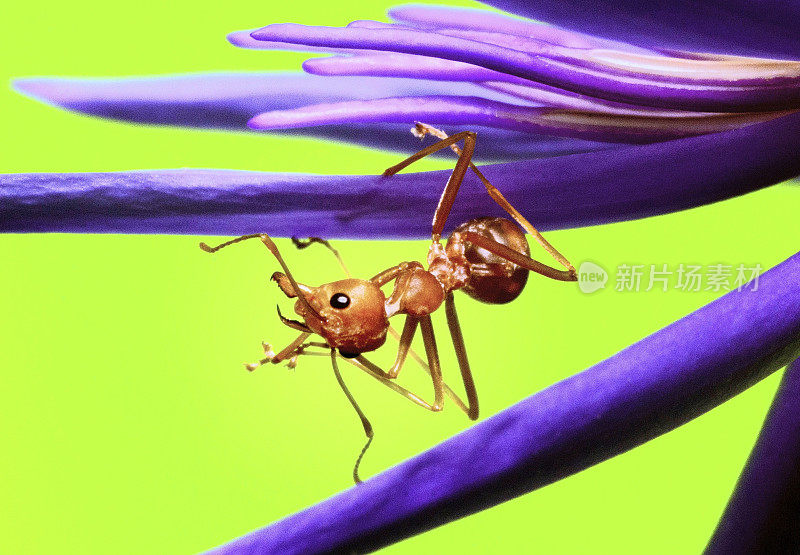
292 236 352 278
199 234 263 253
330 349 374 484
199 234 323 322
353 436 373 485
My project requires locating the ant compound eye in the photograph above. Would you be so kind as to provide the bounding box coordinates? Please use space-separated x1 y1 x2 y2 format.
330 293 350 309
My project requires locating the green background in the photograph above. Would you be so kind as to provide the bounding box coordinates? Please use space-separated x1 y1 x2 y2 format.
2 0 799 552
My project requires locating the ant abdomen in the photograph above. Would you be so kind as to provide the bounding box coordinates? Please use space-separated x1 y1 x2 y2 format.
448 217 531 304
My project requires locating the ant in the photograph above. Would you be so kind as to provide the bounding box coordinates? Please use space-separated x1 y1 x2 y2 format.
200 123 578 483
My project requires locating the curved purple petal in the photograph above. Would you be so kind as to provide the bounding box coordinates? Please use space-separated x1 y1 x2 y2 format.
433 28 800 87
226 29 359 54
3 111 800 236
13 72 501 128
302 52 515 83
344 17 650 56
705 359 800 554
250 24 800 112
477 0 800 60
478 80 684 112
247 96 786 144
389 4 603 49
13 73 603 161
301 56 684 114
209 250 800 554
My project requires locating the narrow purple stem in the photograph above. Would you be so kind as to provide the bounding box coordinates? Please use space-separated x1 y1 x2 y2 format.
705 359 800 553
4 111 800 237
210 251 800 554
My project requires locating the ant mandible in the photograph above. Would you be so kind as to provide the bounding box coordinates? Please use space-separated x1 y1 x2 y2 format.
199 123 578 483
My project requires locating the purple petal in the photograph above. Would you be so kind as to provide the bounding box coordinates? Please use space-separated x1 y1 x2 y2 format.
248 96 787 144
478 80 681 112
13 73 602 161
250 24 800 112
226 29 360 54
706 359 800 553
302 56 682 113
477 0 800 60
210 250 800 554
302 52 514 82
388 4 608 50
4 111 800 236
435 28 800 87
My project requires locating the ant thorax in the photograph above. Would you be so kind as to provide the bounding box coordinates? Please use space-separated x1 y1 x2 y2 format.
426 238 471 294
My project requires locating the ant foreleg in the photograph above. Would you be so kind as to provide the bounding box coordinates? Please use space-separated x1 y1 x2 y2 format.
339 344 475 417
350 354 463 414
244 332 310 371
385 315 419 379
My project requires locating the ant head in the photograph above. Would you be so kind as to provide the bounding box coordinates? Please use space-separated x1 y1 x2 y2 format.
272 273 389 356
199 234 389 357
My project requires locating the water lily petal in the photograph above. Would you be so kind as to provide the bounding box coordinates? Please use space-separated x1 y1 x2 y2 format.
210 250 800 554
706 359 800 553
248 95 788 144
477 0 800 60
13 73 601 161
4 111 800 236
250 24 800 111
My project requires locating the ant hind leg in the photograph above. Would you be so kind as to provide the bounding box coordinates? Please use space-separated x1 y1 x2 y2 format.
407 123 577 276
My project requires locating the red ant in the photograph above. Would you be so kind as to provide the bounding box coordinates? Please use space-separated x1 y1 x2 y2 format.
200 124 577 483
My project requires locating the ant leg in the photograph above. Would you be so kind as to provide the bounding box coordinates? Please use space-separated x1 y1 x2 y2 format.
444 293 479 420
413 123 575 275
420 315 445 411
304 341 471 414
386 315 419 379
292 236 351 277
382 330 473 415
330 349 374 484
200 233 323 320
457 231 576 282
346 354 472 413
383 130 477 240
245 332 311 371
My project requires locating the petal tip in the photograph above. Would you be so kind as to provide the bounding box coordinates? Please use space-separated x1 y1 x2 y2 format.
12 78 49 100
227 30 257 48
11 77 68 108
246 115 266 129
